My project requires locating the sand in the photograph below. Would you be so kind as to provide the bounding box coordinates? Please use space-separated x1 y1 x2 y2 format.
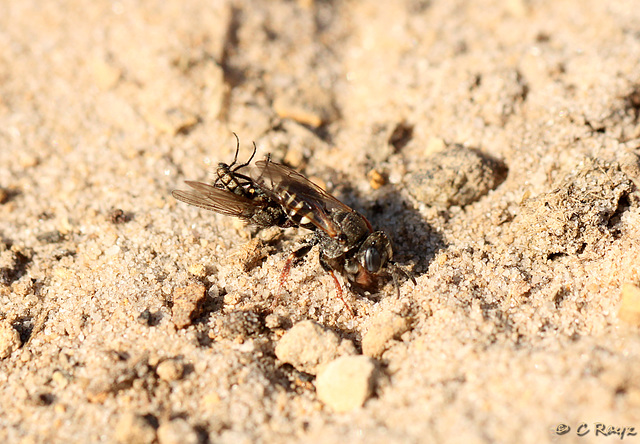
1 0 640 443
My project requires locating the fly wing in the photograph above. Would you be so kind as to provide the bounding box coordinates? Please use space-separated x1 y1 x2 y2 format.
172 180 259 220
252 160 356 237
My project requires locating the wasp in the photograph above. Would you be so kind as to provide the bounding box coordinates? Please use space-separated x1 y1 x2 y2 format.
250 159 414 299
172 138 414 312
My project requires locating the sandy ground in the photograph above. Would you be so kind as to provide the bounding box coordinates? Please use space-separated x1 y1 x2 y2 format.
1 0 640 443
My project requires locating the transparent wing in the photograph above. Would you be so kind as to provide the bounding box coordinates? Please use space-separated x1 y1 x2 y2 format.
172 180 259 219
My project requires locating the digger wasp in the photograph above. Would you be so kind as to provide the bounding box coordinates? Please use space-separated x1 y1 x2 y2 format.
172 136 414 312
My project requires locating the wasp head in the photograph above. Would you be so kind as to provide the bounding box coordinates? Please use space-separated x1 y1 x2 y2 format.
344 231 414 295
343 231 392 288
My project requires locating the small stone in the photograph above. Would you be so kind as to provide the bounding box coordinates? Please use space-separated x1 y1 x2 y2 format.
85 353 150 403
619 284 640 326
114 413 157 444
52 370 69 388
108 208 128 224
506 0 529 17
36 230 65 244
406 145 507 207
273 96 323 128
202 392 221 407
171 283 207 329
283 147 306 169
424 137 446 156
187 263 207 278
105 244 121 256
471 68 528 126
367 169 387 190
0 246 31 286
156 358 185 382
362 311 411 357
145 107 199 136
210 310 266 341
387 121 413 152
12 279 34 297
513 159 632 257
91 58 122 90
275 320 355 375
137 309 153 326
19 153 39 168
0 320 21 359
157 418 199 444
273 84 336 128
264 313 287 330
227 238 270 272
257 226 283 243
315 356 379 412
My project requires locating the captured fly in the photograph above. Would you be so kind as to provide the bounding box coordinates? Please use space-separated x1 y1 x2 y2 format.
172 135 290 229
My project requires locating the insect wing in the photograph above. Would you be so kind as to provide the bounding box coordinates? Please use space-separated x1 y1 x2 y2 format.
252 160 355 237
172 180 259 220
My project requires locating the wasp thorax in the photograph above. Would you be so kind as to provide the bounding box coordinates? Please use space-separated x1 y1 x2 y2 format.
330 210 371 246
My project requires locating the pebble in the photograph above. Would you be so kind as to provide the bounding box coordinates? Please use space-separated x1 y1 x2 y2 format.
406 145 507 207
275 320 355 375
0 246 30 285
51 370 69 388
361 311 411 357
513 159 631 257
90 58 122 90
0 320 21 359
272 84 336 128
187 263 207 278
367 169 387 190
86 354 150 403
229 238 270 272
157 418 200 444
145 107 199 136
619 283 640 326
171 283 207 329
156 358 185 382
114 412 156 444
210 310 266 342
315 355 379 412
264 313 287 330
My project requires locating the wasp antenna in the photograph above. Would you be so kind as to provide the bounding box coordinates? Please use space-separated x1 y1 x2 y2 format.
388 262 416 297
406 268 417 285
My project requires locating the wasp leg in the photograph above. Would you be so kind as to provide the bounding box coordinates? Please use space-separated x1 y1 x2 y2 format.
279 244 313 287
272 243 314 309
319 256 355 318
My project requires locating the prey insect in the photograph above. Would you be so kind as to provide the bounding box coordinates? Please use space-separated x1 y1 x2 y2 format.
172 137 414 313
171 135 290 229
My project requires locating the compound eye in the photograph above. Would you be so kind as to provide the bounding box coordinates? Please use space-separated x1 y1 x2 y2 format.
364 247 382 273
